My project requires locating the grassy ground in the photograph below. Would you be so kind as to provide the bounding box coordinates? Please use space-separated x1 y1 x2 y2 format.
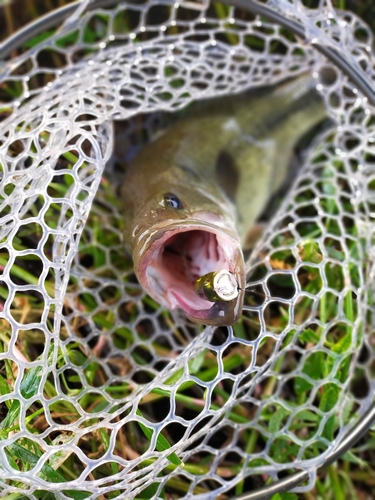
0 1 374 500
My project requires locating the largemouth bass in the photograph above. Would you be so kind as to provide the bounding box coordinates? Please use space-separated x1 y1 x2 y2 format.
121 75 326 326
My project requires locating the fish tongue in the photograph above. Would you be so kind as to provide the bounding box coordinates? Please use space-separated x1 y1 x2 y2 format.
169 287 212 311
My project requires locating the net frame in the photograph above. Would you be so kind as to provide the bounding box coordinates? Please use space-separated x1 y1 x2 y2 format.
0 0 374 498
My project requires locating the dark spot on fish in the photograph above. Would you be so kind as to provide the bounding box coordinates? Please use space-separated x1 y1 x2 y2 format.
215 150 239 202
164 193 182 209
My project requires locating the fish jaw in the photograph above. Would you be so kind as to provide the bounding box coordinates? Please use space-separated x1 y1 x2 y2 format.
133 221 245 326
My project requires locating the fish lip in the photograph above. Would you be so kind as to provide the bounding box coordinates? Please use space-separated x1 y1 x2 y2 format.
136 219 240 255
133 221 245 326
170 288 245 327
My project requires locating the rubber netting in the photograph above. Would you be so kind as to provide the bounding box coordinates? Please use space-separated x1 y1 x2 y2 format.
0 0 374 498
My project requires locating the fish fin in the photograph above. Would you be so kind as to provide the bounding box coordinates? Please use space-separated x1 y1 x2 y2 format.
215 150 240 202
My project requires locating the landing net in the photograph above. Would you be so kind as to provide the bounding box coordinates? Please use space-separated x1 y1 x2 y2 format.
0 0 374 498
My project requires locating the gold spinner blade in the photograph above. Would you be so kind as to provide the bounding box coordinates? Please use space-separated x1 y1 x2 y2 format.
195 270 239 302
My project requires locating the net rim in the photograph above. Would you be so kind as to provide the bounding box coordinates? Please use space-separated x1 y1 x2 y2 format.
0 0 374 498
233 404 375 499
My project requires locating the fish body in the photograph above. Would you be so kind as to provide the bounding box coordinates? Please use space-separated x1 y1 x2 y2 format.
121 75 326 326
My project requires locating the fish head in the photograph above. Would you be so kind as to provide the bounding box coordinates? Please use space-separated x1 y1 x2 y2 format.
129 181 245 326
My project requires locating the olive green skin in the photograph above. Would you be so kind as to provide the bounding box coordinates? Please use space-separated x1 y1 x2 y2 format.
121 74 327 326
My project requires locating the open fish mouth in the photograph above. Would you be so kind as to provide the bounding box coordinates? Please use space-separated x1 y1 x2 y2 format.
136 225 245 326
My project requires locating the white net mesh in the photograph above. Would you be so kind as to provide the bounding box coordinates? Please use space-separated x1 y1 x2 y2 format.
0 0 374 498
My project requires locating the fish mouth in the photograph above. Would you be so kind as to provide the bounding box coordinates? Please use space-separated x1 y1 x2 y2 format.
135 224 245 326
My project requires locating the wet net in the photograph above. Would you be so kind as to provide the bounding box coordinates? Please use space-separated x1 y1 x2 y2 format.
0 0 374 498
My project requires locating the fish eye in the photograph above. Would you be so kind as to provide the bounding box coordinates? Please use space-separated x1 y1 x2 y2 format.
163 193 182 209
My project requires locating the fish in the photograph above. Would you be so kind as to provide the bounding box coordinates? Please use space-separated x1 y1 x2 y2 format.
120 74 327 326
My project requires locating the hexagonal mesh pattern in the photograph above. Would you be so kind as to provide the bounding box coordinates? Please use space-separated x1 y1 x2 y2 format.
0 0 374 498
